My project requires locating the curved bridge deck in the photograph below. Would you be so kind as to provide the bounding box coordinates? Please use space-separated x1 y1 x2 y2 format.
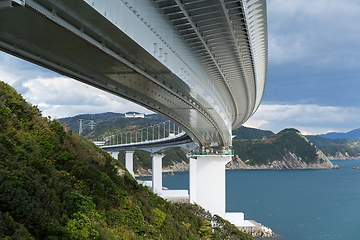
101 132 194 153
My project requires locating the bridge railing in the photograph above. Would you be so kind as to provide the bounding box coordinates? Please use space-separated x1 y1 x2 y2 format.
193 150 234 156
94 120 184 146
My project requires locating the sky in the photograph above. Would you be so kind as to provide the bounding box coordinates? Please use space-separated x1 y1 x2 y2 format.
1 0 360 135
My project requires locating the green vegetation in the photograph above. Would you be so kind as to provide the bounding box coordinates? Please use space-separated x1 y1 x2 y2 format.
59 113 166 140
61 111 324 169
0 81 252 239
232 128 318 166
60 112 188 171
232 126 274 140
306 136 360 158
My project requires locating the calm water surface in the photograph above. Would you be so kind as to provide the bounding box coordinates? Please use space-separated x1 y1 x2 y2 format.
139 160 360 240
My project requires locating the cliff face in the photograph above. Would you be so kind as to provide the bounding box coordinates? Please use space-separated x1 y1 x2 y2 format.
227 148 335 170
229 128 337 169
228 132 336 169
158 130 338 171
162 146 335 172
327 151 359 160
164 160 189 172
306 135 360 160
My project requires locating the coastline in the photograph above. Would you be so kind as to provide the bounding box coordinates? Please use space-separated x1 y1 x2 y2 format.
237 220 277 238
328 157 360 160
137 160 360 239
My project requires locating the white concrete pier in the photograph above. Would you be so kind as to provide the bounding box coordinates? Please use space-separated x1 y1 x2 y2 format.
190 155 231 218
152 153 164 195
125 150 135 177
110 151 119 160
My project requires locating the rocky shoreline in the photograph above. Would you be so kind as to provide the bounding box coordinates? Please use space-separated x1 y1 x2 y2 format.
226 150 339 170
135 144 340 177
237 220 277 238
135 156 339 177
327 151 360 160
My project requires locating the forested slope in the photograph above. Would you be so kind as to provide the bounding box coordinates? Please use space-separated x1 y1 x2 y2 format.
232 126 274 140
229 129 334 169
60 110 336 170
0 81 252 239
306 136 360 159
60 113 188 172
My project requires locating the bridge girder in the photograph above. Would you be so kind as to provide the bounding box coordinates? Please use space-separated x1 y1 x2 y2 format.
0 0 267 149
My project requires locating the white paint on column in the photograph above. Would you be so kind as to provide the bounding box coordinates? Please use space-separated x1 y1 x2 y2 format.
110 151 119 160
189 157 197 203
125 150 135 177
193 155 231 218
152 153 164 195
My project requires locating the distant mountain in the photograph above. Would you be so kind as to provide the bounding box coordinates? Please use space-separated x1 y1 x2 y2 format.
229 128 334 169
232 126 274 140
311 128 360 141
59 113 186 172
306 135 360 159
58 112 167 138
59 114 336 169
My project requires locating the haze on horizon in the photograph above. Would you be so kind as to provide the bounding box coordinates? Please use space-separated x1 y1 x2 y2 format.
1 0 360 135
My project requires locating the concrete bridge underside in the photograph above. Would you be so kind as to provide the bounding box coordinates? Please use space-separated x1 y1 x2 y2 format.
0 0 267 149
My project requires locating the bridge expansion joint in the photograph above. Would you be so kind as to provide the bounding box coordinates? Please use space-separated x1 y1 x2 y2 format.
193 146 234 156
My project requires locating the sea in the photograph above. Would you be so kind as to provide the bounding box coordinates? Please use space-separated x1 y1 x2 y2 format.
138 160 360 240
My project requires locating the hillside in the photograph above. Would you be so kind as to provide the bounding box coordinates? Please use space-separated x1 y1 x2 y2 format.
306 136 360 159
0 81 252 239
59 113 167 139
60 113 336 170
232 126 274 140
229 129 334 169
59 112 188 173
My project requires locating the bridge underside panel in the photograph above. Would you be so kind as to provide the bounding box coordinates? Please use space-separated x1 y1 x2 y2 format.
0 0 268 149
0 0 233 147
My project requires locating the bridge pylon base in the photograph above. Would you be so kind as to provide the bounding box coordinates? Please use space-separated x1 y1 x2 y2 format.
110 151 119 160
125 150 135 177
189 154 231 218
152 153 164 195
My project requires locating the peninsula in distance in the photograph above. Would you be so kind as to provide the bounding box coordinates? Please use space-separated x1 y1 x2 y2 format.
59 111 353 175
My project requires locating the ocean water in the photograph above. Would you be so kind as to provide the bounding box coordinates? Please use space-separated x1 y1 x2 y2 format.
138 160 360 240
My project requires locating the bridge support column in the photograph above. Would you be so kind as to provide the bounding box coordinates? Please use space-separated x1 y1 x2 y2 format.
110 151 119 160
152 153 164 195
189 157 197 204
189 155 231 218
125 150 135 177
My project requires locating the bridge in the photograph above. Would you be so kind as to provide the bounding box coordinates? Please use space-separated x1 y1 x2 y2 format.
0 0 268 227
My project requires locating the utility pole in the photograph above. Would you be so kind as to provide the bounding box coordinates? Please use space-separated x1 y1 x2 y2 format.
89 119 95 130
79 119 83 134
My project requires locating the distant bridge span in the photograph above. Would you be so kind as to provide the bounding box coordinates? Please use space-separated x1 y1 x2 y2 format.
101 131 194 153
0 0 268 225
0 0 267 150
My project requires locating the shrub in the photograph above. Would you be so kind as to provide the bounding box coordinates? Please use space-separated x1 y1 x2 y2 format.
152 208 166 228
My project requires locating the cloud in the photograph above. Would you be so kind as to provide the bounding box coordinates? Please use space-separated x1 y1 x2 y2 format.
268 0 360 69
0 52 152 119
0 52 58 83
22 76 152 118
263 0 360 109
245 104 360 135
24 77 109 106
12 78 29 95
